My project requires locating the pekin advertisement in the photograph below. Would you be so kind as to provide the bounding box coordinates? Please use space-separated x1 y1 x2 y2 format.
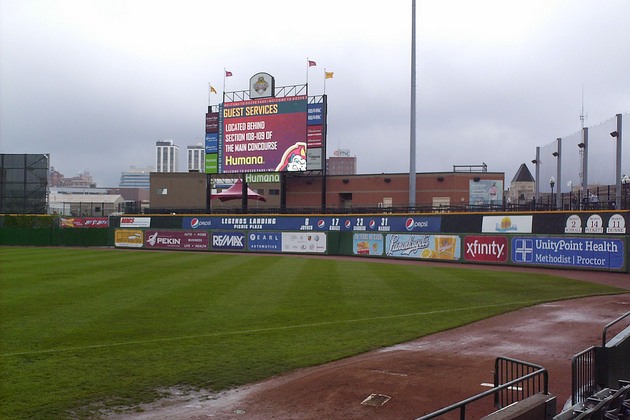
144 230 209 250
511 236 624 270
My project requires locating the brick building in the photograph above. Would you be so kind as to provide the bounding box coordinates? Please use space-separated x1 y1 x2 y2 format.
148 171 505 212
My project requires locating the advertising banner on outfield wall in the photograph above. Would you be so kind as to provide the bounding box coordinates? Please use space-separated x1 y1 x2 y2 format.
511 237 624 270
463 235 508 263
114 229 143 248
211 232 246 250
120 217 151 228
385 234 460 260
144 230 209 250
248 231 282 252
60 217 109 228
281 232 326 253
482 215 532 233
353 233 384 256
182 215 441 233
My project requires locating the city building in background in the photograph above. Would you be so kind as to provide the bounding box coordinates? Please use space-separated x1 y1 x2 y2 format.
155 139 179 173
326 149 356 175
119 165 153 188
508 163 535 205
187 144 204 173
49 168 96 188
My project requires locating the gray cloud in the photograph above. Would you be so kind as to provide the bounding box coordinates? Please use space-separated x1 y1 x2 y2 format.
1 0 628 188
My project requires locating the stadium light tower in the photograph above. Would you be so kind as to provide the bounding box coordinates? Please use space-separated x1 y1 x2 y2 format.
611 114 622 209
409 0 417 208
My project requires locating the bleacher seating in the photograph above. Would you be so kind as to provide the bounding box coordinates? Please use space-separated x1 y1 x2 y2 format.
553 382 630 420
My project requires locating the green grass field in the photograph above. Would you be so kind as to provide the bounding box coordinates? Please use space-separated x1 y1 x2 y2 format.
0 247 624 419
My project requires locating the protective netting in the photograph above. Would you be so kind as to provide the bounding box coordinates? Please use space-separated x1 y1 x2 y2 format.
536 113 628 192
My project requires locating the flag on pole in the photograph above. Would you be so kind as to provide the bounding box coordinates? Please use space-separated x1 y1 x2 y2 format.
308 60 317 67
209 85 217 94
225 70 233 77
325 71 334 79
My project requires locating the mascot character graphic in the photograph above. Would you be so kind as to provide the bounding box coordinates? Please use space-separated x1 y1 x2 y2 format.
275 142 307 171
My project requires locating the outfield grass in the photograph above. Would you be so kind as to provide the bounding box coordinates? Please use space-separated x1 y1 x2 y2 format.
0 247 624 419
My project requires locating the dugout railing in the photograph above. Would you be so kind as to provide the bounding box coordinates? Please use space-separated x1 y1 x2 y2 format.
416 357 549 419
570 310 630 406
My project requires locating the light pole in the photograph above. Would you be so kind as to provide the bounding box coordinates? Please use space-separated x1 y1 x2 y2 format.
552 138 561 210
622 174 630 210
549 176 555 210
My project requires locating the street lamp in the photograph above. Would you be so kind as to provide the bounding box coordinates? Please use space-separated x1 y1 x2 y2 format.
549 176 555 209
622 174 630 210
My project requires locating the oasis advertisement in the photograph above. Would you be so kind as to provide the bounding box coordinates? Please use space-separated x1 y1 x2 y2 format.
511 237 624 270
353 233 384 256
221 95 308 173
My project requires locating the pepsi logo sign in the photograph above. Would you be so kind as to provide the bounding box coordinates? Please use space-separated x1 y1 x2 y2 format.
405 218 429 231
188 218 212 229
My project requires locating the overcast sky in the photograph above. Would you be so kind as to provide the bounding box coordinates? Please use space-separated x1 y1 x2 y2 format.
1 0 629 189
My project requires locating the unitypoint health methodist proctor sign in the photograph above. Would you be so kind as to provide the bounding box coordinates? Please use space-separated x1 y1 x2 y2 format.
219 95 308 173
511 237 624 270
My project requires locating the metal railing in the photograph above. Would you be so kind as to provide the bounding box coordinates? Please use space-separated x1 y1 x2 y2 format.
416 357 548 420
494 357 548 409
601 310 630 347
570 310 630 406
571 346 596 406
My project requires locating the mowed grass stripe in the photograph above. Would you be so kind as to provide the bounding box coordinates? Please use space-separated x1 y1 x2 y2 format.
0 247 624 419
2 298 546 358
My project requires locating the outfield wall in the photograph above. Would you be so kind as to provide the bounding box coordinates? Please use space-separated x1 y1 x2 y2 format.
1 211 628 273
108 211 628 273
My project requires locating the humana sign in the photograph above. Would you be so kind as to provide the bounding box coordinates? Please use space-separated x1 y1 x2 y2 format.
245 173 280 183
